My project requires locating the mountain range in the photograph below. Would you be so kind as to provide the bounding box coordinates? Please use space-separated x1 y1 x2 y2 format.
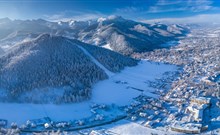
0 16 189 55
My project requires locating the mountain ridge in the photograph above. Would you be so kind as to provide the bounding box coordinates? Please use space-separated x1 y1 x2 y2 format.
0 16 189 55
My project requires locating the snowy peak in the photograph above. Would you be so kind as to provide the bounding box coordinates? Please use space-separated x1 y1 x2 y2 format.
97 17 107 22
0 17 11 24
0 16 189 55
34 33 52 43
78 16 189 55
97 15 124 22
106 15 125 21
57 19 93 28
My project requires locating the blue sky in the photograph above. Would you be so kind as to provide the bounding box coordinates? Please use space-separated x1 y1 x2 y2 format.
0 0 220 22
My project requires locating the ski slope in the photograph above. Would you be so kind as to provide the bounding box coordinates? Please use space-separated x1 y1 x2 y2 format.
76 45 114 77
67 40 114 77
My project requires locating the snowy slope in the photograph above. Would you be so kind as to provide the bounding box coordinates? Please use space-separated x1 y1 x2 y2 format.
0 18 92 51
77 16 189 55
0 61 178 125
0 17 188 54
0 34 137 103
91 60 177 105
93 120 180 135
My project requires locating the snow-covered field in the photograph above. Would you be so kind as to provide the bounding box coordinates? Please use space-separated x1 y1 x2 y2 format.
0 60 178 127
87 120 181 135
92 60 177 105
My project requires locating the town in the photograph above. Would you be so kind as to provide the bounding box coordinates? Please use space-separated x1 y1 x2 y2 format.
134 27 220 134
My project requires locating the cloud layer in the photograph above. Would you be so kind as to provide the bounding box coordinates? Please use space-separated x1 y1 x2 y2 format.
41 0 220 23
148 0 215 13
44 10 105 21
142 13 220 24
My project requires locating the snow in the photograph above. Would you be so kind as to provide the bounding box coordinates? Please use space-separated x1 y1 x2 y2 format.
0 102 91 125
97 17 106 22
132 24 152 35
4 50 37 69
93 37 101 45
0 60 178 126
207 33 218 37
69 20 76 26
171 122 202 132
102 44 112 50
167 25 183 34
107 15 122 20
154 28 173 36
92 61 177 105
90 120 179 135
19 87 66 103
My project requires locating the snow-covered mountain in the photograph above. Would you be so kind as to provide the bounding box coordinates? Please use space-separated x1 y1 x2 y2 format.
0 16 189 55
77 16 188 55
0 18 93 50
0 34 137 103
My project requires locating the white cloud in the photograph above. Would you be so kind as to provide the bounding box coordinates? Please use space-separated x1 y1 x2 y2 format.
116 6 140 13
148 0 216 13
43 10 105 21
112 0 219 21
155 0 182 6
141 13 220 24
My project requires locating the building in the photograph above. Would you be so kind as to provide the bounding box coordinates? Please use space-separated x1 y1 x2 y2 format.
171 122 203 134
185 104 208 122
144 121 154 128
190 96 211 105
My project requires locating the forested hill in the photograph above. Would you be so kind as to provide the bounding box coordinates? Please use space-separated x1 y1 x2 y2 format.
0 34 138 103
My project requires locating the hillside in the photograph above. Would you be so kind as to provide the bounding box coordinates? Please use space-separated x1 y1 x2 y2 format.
0 34 137 103
77 16 188 55
0 18 92 51
78 40 138 72
0 16 189 55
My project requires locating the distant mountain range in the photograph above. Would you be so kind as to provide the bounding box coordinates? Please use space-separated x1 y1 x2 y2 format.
0 16 189 55
0 34 137 103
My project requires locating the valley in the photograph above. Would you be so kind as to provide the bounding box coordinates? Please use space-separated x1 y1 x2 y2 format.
0 17 219 135
0 60 178 134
